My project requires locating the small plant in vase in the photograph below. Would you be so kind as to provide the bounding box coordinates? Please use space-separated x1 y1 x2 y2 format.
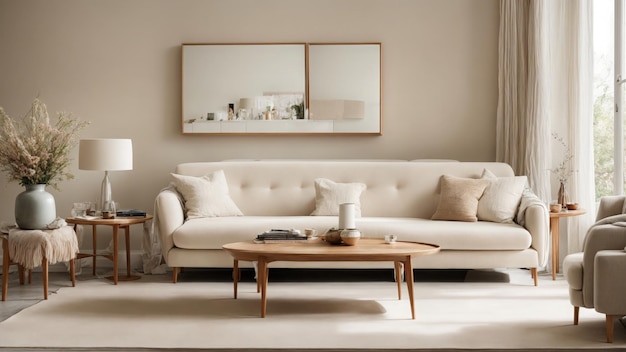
291 102 305 119
551 132 574 209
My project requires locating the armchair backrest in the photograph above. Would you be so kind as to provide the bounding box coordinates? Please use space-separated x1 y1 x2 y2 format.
595 195 626 222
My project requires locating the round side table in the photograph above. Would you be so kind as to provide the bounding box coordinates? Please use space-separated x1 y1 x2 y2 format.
66 215 153 284
549 209 586 280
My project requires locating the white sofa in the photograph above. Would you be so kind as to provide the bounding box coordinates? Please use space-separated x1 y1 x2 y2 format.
154 160 549 285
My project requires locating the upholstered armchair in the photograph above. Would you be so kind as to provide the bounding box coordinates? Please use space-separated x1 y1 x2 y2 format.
563 195 626 343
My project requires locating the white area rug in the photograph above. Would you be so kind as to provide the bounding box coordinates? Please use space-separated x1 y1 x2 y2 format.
0 270 624 350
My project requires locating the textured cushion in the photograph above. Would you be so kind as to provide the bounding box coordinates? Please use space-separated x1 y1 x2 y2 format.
311 178 366 216
171 170 243 219
431 175 489 222
477 169 527 223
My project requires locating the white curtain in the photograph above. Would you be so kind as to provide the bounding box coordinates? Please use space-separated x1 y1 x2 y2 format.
550 0 595 254
497 0 595 260
497 0 551 202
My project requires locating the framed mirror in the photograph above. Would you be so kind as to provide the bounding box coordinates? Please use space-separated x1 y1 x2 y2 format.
181 42 381 135
308 43 381 134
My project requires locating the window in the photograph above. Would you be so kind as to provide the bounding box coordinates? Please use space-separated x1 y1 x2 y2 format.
593 0 618 198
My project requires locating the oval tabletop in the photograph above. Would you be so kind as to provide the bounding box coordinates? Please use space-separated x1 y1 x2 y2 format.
222 238 440 262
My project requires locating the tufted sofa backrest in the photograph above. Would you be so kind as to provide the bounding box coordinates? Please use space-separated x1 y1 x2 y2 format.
174 160 515 218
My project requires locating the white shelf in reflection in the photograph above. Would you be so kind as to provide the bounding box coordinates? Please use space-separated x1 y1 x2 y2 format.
184 120 334 133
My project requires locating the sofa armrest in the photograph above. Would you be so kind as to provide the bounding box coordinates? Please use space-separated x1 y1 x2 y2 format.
155 188 185 264
516 189 549 267
523 204 549 267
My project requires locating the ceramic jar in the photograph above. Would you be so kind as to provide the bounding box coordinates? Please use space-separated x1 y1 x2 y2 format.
15 184 56 230
340 229 361 246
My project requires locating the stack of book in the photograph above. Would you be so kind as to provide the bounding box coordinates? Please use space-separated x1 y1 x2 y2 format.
255 229 307 243
116 209 147 217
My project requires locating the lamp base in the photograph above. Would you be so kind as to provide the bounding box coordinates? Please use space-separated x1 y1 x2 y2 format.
100 170 112 212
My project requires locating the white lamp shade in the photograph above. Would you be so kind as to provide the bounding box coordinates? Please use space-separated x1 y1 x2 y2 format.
239 98 255 110
79 139 133 171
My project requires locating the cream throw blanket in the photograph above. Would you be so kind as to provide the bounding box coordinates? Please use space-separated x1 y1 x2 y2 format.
5 226 78 270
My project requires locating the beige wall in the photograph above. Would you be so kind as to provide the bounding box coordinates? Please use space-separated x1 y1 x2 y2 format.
0 0 499 250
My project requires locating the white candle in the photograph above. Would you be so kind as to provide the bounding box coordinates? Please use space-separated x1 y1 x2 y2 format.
339 203 356 229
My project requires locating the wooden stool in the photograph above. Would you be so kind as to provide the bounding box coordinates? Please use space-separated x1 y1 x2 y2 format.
2 226 78 301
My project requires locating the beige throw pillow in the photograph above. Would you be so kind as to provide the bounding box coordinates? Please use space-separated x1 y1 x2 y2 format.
431 175 490 222
170 170 243 219
311 178 366 216
477 169 527 223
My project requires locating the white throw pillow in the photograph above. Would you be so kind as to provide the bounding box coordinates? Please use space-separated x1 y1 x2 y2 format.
310 178 366 216
170 170 243 219
477 169 527 223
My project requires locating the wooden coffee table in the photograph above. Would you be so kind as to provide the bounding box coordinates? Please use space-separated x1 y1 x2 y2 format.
222 238 440 318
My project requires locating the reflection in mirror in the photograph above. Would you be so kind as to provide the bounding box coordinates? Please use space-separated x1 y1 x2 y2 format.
308 43 381 134
181 42 381 135
182 43 306 133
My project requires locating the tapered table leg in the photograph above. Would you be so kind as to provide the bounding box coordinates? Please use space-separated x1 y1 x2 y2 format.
2 237 8 301
233 259 239 299
394 261 402 299
258 258 268 318
403 256 415 319
92 225 97 276
550 217 559 280
42 258 48 299
112 224 119 284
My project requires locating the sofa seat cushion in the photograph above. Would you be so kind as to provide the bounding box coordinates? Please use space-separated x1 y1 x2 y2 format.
172 216 532 251
359 217 531 250
173 216 340 250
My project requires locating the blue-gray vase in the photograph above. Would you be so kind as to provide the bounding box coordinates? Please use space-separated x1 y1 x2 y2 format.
15 184 56 230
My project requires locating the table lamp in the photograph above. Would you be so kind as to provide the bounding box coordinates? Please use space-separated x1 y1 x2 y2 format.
78 139 133 213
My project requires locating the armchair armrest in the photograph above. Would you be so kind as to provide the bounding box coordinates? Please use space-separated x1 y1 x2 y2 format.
154 187 185 263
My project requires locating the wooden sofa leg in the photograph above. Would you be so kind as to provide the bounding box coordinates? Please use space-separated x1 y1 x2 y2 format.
531 268 538 286
172 267 178 283
606 315 614 343
574 306 579 325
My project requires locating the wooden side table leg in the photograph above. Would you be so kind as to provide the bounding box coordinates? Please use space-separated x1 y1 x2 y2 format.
2 237 9 301
112 224 119 285
92 225 97 276
124 226 131 277
42 257 48 300
550 217 560 280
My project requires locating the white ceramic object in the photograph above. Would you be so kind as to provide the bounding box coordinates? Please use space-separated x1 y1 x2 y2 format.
340 228 361 246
